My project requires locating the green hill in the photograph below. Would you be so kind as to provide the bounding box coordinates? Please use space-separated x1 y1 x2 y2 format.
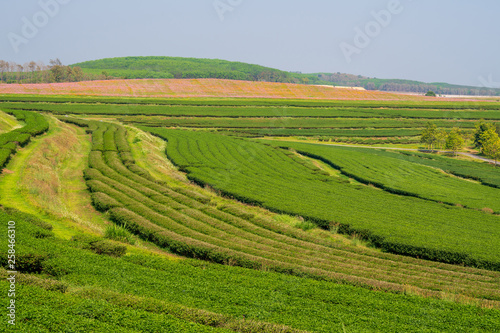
72 56 293 82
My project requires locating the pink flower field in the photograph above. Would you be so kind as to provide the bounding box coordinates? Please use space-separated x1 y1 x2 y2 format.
0 78 443 101
1 79 495 102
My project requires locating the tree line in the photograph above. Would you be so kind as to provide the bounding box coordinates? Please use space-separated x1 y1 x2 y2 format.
421 121 500 164
0 59 111 84
317 73 500 96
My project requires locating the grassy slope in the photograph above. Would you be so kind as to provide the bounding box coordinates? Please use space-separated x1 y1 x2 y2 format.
16 116 109 235
0 110 21 133
0 118 76 239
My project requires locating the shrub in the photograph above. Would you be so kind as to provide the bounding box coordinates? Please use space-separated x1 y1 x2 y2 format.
15 253 48 274
20 273 67 292
104 224 136 245
295 220 316 231
90 240 127 257
103 125 118 151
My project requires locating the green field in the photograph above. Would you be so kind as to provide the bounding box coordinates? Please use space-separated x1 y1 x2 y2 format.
3 207 500 332
1 95 500 331
142 127 500 270
2 96 499 146
261 141 500 211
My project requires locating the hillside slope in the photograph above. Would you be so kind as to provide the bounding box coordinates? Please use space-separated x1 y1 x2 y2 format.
73 56 292 82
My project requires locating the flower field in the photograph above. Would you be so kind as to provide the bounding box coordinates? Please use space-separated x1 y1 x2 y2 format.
0 79 477 100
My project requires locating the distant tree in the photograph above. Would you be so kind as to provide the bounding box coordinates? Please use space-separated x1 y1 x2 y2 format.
420 122 438 150
0 60 6 82
49 58 62 67
445 128 464 156
101 71 111 80
66 66 75 82
474 120 496 152
27 61 37 83
436 128 448 149
16 64 24 82
72 66 84 82
365 82 376 90
425 91 436 97
481 132 500 167
49 58 66 82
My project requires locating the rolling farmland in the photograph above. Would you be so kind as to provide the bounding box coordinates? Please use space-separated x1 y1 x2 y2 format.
262 142 500 211
2 94 499 145
2 205 499 332
143 128 500 270
0 92 499 332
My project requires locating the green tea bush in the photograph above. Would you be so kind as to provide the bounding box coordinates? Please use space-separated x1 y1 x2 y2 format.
146 127 500 270
89 240 127 257
91 192 123 212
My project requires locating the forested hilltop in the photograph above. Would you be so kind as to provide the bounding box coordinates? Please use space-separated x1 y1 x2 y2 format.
73 56 294 82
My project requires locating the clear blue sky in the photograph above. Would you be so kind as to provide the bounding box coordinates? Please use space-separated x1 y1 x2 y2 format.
1 0 499 87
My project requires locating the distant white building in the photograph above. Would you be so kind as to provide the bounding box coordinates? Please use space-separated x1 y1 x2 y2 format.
315 85 366 90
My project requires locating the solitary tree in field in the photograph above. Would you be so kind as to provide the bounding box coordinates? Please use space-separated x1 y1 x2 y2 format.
480 128 500 167
425 91 436 97
482 136 500 167
445 128 464 156
474 120 496 152
420 122 438 150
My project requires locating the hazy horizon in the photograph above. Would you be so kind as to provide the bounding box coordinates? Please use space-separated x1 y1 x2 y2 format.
1 0 499 88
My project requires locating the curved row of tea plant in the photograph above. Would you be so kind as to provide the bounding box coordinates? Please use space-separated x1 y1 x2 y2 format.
262 141 500 212
55 118 500 306
144 127 500 271
0 207 309 333
0 109 49 170
2 205 498 332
